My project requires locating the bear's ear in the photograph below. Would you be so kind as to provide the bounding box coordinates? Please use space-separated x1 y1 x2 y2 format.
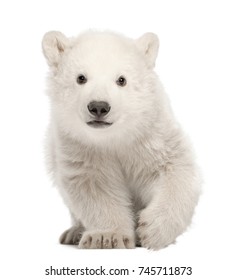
136 33 159 68
42 31 69 68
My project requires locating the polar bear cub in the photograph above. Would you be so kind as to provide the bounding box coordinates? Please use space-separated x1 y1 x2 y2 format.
42 30 200 250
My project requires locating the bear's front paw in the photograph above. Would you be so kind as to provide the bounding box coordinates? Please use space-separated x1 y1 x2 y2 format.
137 214 177 250
78 231 135 249
59 225 84 245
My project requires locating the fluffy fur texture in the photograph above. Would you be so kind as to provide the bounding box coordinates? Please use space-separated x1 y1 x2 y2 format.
42 30 201 250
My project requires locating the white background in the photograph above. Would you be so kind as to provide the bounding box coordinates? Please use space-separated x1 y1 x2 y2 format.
0 0 235 279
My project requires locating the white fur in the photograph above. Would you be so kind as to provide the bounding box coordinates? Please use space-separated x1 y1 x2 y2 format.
42 30 201 250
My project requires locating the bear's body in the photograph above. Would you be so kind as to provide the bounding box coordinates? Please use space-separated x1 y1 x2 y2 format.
42 30 200 250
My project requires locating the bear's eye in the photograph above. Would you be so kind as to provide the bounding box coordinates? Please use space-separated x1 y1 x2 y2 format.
77 75 87 85
116 76 127 87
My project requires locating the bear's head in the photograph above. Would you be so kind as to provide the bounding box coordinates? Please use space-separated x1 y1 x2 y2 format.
42 31 161 147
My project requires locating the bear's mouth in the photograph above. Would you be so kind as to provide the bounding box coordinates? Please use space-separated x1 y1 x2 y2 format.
87 120 113 128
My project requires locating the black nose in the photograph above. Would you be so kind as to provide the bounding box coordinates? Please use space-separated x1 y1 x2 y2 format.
87 101 111 118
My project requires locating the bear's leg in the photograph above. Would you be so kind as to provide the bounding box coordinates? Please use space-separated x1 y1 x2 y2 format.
60 167 135 249
77 193 135 249
137 165 200 250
